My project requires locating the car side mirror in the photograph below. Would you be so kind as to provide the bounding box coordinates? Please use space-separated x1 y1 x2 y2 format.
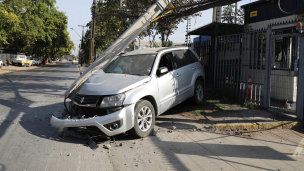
157 67 168 76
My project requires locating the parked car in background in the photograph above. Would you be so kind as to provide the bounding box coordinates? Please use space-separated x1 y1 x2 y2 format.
25 56 34 67
72 58 78 65
0 58 3 69
51 47 205 138
32 58 41 65
11 53 27 66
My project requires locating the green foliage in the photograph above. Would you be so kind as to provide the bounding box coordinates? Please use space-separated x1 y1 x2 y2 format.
152 41 159 48
221 4 244 24
161 40 173 47
0 0 74 58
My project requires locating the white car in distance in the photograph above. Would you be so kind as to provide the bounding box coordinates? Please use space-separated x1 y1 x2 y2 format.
0 58 3 69
72 58 78 65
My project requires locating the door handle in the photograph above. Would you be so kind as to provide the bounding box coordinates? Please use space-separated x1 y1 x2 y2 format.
176 73 181 77
192 67 196 70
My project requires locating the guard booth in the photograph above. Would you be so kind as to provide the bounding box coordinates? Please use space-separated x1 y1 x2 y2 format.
187 0 304 122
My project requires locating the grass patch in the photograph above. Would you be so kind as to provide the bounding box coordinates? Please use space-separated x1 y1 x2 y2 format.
164 86 263 117
193 110 204 116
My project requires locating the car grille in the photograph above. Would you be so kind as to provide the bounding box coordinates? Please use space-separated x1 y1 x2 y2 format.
80 107 107 118
74 95 100 105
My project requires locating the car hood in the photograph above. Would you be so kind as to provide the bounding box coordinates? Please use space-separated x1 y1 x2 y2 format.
77 70 151 95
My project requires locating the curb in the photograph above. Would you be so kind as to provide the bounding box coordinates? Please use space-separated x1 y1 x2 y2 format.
0 69 21 74
209 121 303 130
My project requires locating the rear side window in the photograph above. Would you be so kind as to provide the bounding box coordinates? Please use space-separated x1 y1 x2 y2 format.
172 50 193 68
184 49 199 63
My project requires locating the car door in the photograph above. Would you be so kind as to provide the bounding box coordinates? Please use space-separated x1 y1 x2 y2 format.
172 49 197 104
156 52 177 114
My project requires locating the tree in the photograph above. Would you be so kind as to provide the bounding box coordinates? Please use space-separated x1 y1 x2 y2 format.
221 4 244 24
0 0 74 58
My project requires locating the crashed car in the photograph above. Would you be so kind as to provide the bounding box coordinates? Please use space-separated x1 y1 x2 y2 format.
51 47 205 138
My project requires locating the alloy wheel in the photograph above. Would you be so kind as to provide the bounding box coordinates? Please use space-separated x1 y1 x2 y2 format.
137 106 153 132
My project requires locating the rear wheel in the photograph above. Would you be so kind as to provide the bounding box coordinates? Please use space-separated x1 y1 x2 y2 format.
129 100 155 138
192 80 204 105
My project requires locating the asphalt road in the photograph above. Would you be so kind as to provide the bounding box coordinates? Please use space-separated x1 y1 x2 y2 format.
0 62 304 171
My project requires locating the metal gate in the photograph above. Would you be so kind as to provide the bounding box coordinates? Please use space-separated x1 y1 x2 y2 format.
214 32 266 105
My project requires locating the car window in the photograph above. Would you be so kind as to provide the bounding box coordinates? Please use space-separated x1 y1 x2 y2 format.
105 54 156 76
158 52 174 72
184 49 198 63
172 50 192 68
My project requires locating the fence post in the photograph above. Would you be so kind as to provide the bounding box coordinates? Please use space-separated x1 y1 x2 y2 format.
296 35 304 122
214 37 218 87
263 26 272 109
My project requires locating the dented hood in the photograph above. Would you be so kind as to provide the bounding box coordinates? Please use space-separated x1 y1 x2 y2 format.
77 71 151 95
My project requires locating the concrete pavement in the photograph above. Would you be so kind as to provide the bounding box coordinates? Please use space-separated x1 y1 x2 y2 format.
0 62 303 171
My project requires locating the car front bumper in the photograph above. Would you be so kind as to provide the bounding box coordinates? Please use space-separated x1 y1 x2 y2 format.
50 104 135 137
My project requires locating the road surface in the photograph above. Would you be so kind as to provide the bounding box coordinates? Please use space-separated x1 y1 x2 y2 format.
0 62 303 171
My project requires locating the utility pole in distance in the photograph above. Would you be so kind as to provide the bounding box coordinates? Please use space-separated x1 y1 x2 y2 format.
78 25 87 48
90 0 97 64
78 25 87 64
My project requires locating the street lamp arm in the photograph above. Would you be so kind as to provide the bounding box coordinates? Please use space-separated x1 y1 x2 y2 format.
70 28 81 38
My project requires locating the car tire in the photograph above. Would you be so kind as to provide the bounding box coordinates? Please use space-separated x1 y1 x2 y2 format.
129 100 155 138
193 80 204 105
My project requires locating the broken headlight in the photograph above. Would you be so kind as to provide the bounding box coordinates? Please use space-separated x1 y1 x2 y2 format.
100 94 125 108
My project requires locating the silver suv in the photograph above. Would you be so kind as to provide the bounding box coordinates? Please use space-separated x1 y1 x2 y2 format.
51 47 205 138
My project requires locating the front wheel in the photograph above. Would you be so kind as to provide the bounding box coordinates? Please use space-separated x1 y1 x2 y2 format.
129 100 155 138
193 80 204 105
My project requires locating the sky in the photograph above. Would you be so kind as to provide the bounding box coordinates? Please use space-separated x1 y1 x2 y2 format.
55 0 258 56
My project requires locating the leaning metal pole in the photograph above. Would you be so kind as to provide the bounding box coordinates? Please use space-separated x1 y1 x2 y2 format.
64 0 172 99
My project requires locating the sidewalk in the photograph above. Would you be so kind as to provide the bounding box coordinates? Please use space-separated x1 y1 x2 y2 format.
156 90 303 132
0 62 58 74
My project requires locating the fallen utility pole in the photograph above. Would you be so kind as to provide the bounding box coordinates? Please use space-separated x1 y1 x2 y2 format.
64 0 172 99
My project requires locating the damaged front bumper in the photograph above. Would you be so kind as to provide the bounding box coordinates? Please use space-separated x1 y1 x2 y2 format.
50 104 135 137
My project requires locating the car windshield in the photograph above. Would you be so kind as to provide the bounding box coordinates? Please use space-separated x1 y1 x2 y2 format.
104 54 156 76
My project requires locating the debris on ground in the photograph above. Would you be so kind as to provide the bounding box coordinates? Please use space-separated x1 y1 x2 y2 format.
151 129 159 136
105 144 111 149
172 126 176 130
67 153 71 156
86 134 99 150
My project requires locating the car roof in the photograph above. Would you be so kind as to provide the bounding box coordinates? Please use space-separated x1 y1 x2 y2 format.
121 46 190 56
